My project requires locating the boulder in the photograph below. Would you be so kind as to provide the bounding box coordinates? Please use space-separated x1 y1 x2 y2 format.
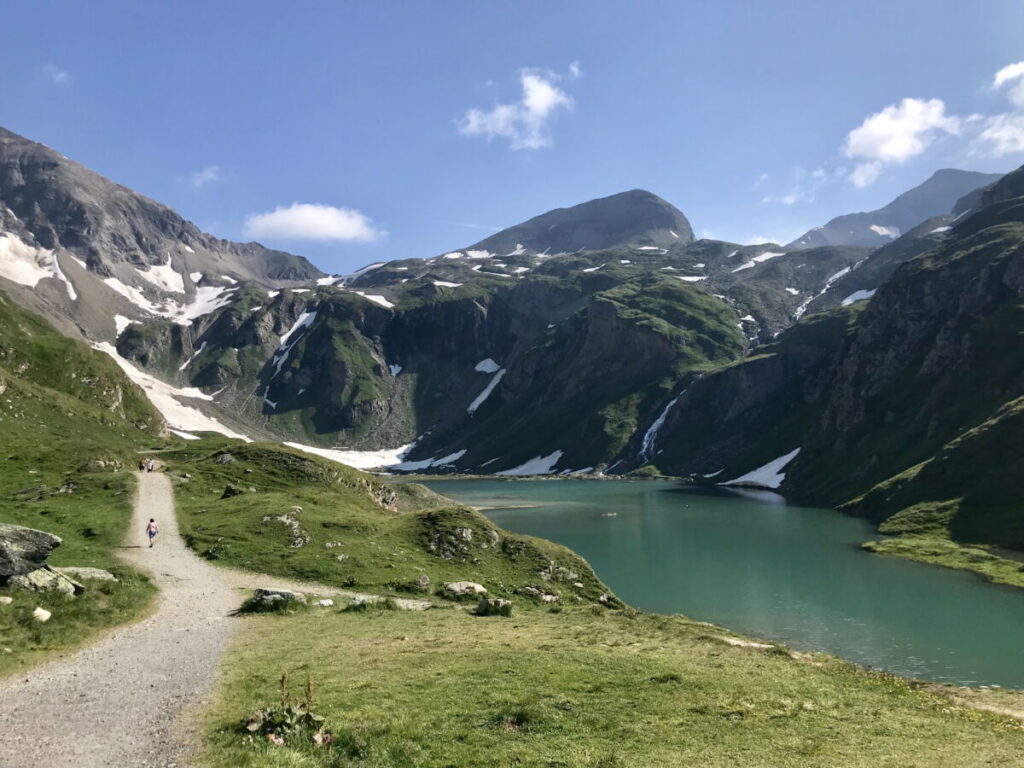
443 581 487 597
214 453 235 464
221 483 245 499
10 566 84 596
0 596 13 605
315 599 334 608
253 588 306 604
32 606 51 622
56 567 118 583
416 574 431 591
475 597 513 617
0 524 62 581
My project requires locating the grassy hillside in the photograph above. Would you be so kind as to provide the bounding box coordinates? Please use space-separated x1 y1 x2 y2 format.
0 291 163 675
164 442 615 605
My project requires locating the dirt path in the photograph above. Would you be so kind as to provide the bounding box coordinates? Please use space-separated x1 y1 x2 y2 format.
0 471 239 768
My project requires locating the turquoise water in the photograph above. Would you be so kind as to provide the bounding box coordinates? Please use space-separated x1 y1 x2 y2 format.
424 478 1024 688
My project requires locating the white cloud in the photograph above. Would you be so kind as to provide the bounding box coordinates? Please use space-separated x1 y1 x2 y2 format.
843 98 961 186
971 61 1024 157
762 167 828 205
977 113 1024 156
243 203 384 242
41 65 68 85
993 61 1024 109
190 165 223 188
848 161 882 188
457 67 576 150
568 60 582 79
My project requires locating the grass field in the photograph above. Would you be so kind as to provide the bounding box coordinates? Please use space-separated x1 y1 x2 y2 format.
198 606 1024 768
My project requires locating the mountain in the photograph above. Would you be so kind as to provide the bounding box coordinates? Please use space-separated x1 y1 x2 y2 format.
463 189 694 255
786 169 1002 250
0 126 322 341
650 163 1024 551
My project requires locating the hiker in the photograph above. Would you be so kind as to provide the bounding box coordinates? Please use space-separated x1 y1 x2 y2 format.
146 458 155 472
146 518 159 547
138 459 145 471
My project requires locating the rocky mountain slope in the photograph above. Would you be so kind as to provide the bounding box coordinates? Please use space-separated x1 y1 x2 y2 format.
463 188 695 254
787 169 1000 250
0 126 321 342
651 163 1024 549
1 124 1017 496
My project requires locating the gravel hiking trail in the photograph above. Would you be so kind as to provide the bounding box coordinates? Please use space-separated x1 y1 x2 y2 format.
0 470 238 768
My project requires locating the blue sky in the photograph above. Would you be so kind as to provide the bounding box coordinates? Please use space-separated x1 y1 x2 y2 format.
2 0 1023 273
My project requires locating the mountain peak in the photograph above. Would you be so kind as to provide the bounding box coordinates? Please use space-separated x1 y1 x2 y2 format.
787 168 1003 250
466 189 694 256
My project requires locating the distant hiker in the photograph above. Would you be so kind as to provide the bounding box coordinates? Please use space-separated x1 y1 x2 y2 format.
146 458 155 472
138 459 145 471
146 518 159 547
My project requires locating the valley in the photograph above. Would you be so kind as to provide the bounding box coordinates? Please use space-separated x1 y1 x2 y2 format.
1 119 1023 767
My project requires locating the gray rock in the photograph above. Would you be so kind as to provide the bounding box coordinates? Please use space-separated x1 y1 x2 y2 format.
221 484 244 499
32 606 51 622
0 596 13 605
214 453 235 465
416 574 431 590
253 588 305 604
10 566 84 596
56 567 118 583
0 523 62 580
443 580 487 597
314 599 334 608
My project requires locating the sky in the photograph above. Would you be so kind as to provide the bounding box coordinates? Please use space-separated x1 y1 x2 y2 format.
1 0 1023 274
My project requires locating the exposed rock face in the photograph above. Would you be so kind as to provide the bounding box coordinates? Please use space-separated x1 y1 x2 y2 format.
787 169 1001 249
9 565 84 596
656 163 1024 550
56 567 118 583
0 524 62 581
465 189 695 255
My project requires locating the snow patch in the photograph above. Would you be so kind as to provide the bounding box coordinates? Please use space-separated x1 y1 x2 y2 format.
732 251 785 273
506 244 526 257
183 245 195 254
189 271 203 283
496 450 564 476
869 224 899 238
169 429 200 440
442 252 463 259
354 292 395 308
285 441 414 471
272 311 317 375
317 275 340 286
793 267 851 320
841 289 876 306
512 266 530 275
785 287 799 295
468 369 506 414
114 315 135 336
136 260 185 294
0 233 75 299
677 275 707 282
929 226 951 234
92 342 249 440
178 341 208 371
389 364 402 376
475 358 500 373
670 230 679 239
582 264 605 273
466 249 494 259
721 448 800 490
433 280 462 288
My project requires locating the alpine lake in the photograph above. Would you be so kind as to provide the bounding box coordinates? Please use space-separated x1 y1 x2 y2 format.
423 478 1024 688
